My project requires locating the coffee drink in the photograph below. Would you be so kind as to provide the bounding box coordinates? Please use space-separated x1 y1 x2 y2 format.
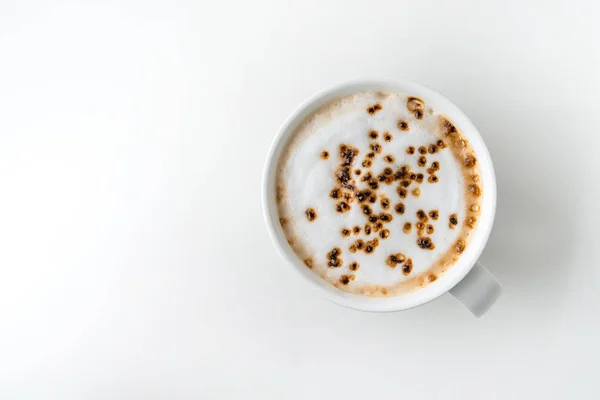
275 91 482 297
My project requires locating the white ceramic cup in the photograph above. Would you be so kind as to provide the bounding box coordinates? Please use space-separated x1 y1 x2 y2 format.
262 79 501 317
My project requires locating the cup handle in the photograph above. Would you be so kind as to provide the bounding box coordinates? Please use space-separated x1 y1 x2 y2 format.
449 262 501 317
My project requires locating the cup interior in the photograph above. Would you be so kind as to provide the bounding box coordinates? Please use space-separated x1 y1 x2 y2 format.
262 79 496 312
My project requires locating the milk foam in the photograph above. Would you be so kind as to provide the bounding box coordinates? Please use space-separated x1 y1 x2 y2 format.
276 92 481 297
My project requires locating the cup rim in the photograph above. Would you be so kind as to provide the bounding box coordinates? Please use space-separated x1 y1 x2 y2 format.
262 78 497 312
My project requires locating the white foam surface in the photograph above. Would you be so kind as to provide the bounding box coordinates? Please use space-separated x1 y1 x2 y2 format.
278 92 466 291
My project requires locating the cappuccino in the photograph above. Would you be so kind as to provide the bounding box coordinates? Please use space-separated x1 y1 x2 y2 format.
276 92 482 297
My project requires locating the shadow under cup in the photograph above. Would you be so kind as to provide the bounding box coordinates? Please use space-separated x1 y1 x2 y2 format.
262 79 497 313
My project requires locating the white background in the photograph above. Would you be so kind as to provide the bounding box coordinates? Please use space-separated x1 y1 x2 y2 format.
1 0 599 398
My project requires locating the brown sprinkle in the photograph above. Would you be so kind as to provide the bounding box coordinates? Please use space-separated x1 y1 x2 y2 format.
455 240 465 253
364 225 372 235
369 130 379 139
353 226 361 235
304 259 313 268
417 236 435 250
418 146 427 155
412 188 421 197
349 245 357 253
406 146 415 155
397 187 408 198
395 203 405 214
437 139 446 148
384 155 395 163
464 155 477 168
384 132 393 141
426 224 434 234
341 228 351 237
320 150 329 159
428 175 438 183
340 275 352 285
402 259 413 275
416 209 428 221
355 169 361 175
416 173 424 183
367 103 382 115
349 262 359 271
403 222 412 234
467 217 477 228
397 120 409 131
386 253 406 268
469 184 482 197
418 156 427 167
379 229 390 239
428 210 439 220
381 197 390 209
355 239 365 249
449 213 458 226
305 208 317 221
428 144 438 154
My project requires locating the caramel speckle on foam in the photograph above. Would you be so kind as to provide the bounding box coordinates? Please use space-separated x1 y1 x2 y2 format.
471 174 480 182
336 201 350 213
464 154 477 168
367 103 382 115
418 146 427 155
339 275 352 285
384 154 395 163
407 97 424 118
349 244 357 253
364 224 372 235
369 130 379 139
395 203 405 214
353 226 361 235
304 259 313 268
349 261 359 271
379 229 390 239
412 188 421 197
362 205 372 215
467 216 477 228
341 228 351 237
401 180 411 188
428 209 439 220
431 161 440 171
428 144 438 154
330 188 340 199
379 213 393 222
370 142 382 154
397 120 409 131
428 175 438 183
305 208 317 221
426 224 434 234
364 238 379 254
416 221 425 232
384 132 393 142
417 236 435 250
455 240 466 254
320 150 329 159
418 156 427 167
469 184 482 197
416 173 424 184
437 139 446 148
416 209 428 222
397 187 408 198
381 197 390 210
362 159 372 168
406 146 415 155
355 169 361 176
441 117 457 135
449 213 458 228
427 274 437 282
383 167 393 175
327 247 342 268
403 222 412 234
355 239 365 250
386 253 406 268
402 259 413 275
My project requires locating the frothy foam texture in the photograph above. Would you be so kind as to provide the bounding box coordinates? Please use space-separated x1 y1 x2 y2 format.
276 92 482 297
